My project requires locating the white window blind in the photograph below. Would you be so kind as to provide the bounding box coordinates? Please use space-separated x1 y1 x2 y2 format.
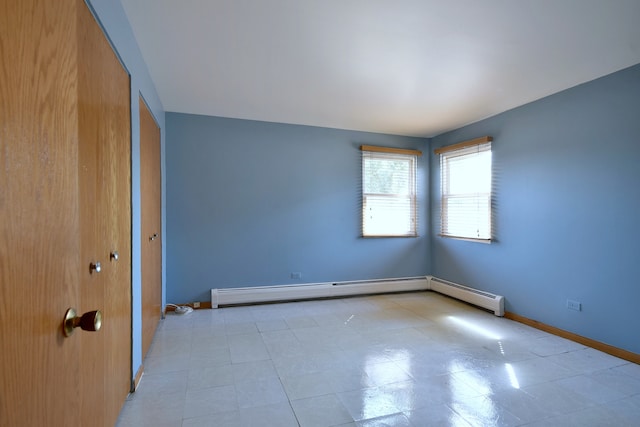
361 146 419 237
438 139 492 241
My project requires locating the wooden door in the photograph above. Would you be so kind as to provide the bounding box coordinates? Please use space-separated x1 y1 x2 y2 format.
0 1 82 425
0 1 131 425
140 97 162 359
77 1 132 425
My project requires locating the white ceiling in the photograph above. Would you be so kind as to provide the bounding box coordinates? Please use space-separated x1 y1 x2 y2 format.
120 0 640 137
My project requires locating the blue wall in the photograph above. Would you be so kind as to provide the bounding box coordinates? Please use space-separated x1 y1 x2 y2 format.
430 63 640 354
90 0 640 366
166 114 430 304
89 0 166 381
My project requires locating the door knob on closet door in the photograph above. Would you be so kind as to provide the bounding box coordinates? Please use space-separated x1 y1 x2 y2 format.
63 308 102 337
149 233 158 241
110 251 119 261
89 261 101 274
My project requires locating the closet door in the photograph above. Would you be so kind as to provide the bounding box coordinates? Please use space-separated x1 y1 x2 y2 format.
77 1 132 425
0 0 82 425
0 1 131 425
140 97 162 359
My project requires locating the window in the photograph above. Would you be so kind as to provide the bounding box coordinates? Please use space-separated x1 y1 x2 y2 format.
361 145 421 237
436 136 492 241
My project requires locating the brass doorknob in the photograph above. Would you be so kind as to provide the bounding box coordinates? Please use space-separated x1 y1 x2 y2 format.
63 308 102 337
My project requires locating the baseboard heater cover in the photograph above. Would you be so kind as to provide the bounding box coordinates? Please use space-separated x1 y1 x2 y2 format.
211 275 505 316
427 276 504 316
211 277 429 308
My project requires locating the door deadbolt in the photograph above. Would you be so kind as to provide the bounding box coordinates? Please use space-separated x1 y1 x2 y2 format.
149 233 158 241
110 251 119 261
63 308 102 337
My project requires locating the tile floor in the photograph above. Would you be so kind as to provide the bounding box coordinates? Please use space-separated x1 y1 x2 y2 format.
116 292 640 427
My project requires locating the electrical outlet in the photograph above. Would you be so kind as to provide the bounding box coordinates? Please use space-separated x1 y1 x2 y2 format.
193 302 200 309
291 272 302 280
566 299 581 311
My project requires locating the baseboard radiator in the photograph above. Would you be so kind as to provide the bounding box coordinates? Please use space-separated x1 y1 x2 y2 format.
427 276 504 316
211 275 504 316
211 277 429 308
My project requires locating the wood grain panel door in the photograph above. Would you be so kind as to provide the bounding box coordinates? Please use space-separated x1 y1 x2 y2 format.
77 2 132 425
140 97 162 359
0 1 131 425
0 1 82 425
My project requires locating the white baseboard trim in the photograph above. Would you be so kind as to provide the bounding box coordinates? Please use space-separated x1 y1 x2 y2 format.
210 275 505 316
211 277 429 308
427 275 505 316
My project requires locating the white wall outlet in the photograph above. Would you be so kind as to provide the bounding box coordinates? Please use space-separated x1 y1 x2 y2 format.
566 299 581 311
193 301 200 308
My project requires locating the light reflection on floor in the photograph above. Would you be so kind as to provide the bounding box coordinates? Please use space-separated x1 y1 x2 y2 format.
362 351 414 420
117 292 640 427
505 363 521 389
445 315 525 424
448 315 502 340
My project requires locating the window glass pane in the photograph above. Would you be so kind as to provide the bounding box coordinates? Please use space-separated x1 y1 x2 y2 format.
447 151 491 194
440 143 491 240
364 158 411 195
442 195 491 239
363 195 413 235
362 151 417 237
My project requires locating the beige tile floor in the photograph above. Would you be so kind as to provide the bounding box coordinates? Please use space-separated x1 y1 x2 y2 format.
116 292 640 426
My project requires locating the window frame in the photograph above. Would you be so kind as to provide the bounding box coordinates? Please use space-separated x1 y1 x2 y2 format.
360 145 421 238
435 136 493 242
